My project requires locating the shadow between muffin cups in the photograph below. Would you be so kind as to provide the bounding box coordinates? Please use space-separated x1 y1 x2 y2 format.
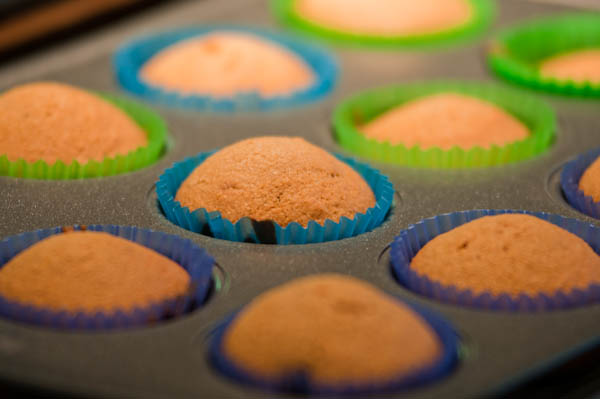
390 209 600 311
332 80 556 168
0 94 167 179
488 13 600 98
208 300 459 395
113 25 338 112
561 148 600 219
156 151 394 245
0 225 214 330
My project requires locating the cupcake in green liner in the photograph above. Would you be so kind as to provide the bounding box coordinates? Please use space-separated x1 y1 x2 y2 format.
333 81 555 168
488 13 600 97
0 82 167 179
271 0 495 49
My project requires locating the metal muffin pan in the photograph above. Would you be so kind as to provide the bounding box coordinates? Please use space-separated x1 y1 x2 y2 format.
1 0 600 397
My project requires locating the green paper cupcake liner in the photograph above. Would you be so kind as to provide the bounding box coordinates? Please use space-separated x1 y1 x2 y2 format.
270 0 495 49
333 81 556 168
488 13 600 97
0 93 167 179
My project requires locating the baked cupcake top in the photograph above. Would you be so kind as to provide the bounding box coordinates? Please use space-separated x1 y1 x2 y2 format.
223 274 442 385
539 48 600 85
175 136 375 227
410 214 600 296
578 155 600 202
0 231 190 312
140 32 315 97
294 0 472 36
0 82 148 164
359 93 529 150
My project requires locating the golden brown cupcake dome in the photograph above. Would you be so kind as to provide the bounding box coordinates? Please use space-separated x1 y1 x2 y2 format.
210 274 459 394
157 136 394 244
561 148 600 220
0 225 214 329
392 210 600 311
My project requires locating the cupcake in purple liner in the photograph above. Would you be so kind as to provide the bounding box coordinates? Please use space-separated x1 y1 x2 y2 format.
391 210 600 311
210 274 458 395
561 148 600 219
0 225 214 330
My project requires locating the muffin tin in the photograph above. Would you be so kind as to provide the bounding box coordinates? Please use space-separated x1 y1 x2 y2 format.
1 0 600 397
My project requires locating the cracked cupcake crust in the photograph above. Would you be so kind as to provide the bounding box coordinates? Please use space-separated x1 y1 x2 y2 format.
175 136 375 227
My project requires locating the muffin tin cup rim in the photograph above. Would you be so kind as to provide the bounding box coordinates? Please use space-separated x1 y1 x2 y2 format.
270 0 495 49
156 150 394 245
488 13 600 97
390 209 600 311
113 25 338 112
0 225 215 330
561 147 600 219
209 298 459 395
332 80 556 168
0 93 168 180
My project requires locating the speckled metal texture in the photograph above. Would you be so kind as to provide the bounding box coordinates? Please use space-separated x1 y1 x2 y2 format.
0 0 599 397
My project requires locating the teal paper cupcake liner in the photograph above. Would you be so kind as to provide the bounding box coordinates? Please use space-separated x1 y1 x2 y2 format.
270 0 495 49
0 225 214 330
114 25 338 111
0 93 167 179
488 13 600 97
156 151 393 244
333 81 556 168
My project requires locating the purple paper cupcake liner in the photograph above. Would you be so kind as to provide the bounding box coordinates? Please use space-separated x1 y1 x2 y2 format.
156 150 393 245
391 209 600 311
209 299 458 395
561 148 600 219
0 225 215 330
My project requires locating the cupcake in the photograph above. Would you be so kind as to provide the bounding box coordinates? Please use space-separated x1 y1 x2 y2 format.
0 81 166 179
140 32 315 98
157 136 393 244
488 14 600 97
391 210 600 310
359 93 529 150
0 226 214 329
210 274 458 394
114 27 338 111
333 81 555 168
561 148 600 219
271 0 495 48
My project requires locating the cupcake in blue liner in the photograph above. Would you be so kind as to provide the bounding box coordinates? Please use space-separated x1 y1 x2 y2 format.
113 25 338 112
209 274 458 395
156 137 393 245
391 209 600 311
0 225 214 330
561 148 600 219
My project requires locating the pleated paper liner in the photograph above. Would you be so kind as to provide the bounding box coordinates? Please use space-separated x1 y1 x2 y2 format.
391 210 600 311
156 151 393 245
209 299 458 395
113 25 338 112
0 225 214 330
561 148 600 219
0 93 167 179
488 13 600 97
270 0 495 49
333 81 556 168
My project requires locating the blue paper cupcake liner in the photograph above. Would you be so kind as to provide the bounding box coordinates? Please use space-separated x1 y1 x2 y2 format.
391 209 600 311
561 148 600 219
156 150 393 244
0 225 215 330
209 299 458 395
113 25 338 112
